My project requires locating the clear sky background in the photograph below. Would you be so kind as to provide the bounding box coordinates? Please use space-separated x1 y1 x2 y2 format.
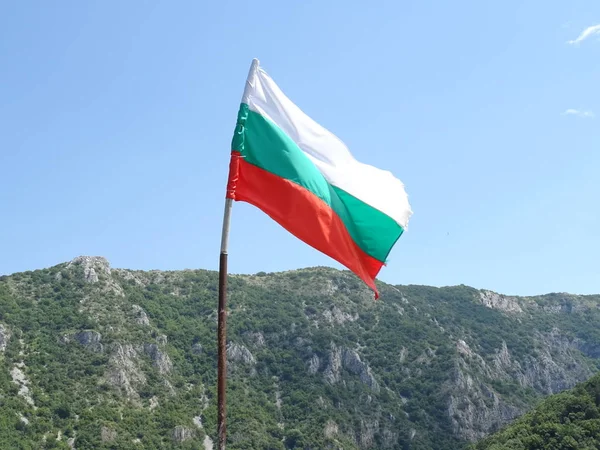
1 1 599 296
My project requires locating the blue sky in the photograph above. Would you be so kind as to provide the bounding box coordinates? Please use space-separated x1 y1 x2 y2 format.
1 1 599 296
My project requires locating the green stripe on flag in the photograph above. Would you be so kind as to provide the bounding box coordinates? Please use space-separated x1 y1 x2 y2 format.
232 103 403 263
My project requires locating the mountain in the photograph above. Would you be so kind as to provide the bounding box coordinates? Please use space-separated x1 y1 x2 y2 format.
1 257 600 449
470 371 600 449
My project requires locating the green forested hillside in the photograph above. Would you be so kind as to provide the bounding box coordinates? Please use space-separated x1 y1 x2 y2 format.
1 256 600 449
471 372 600 449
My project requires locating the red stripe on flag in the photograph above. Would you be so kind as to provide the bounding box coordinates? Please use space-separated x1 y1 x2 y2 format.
229 153 382 298
226 151 242 200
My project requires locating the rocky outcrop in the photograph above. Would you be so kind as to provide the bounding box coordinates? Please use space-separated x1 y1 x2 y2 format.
346 416 398 449
457 339 473 357
323 343 379 392
0 323 9 352
190 388 214 450
67 256 111 284
532 294 589 315
226 343 257 376
479 290 522 313
149 396 159 410
343 349 380 392
203 435 214 450
493 341 511 369
323 306 359 325
520 346 592 395
399 347 408 363
105 344 146 398
143 343 172 375
193 416 214 450
64 256 125 297
132 305 150 326
449 330 595 441
192 415 203 428
491 330 593 395
448 357 522 441
308 354 321 374
357 418 379 448
65 330 103 353
116 270 145 286
324 420 338 439
10 363 35 407
227 343 256 365
101 426 117 442
324 344 342 384
172 426 195 443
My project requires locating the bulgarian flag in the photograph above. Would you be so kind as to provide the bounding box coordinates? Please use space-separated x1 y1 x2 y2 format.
226 59 412 298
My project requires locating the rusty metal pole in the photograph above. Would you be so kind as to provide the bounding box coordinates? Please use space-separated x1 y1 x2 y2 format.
217 197 232 450
217 57 258 450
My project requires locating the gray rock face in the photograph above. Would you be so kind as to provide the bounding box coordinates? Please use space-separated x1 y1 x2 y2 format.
457 339 473 357
398 347 408 363
535 294 588 315
132 305 150 326
86 268 99 283
448 330 595 441
0 323 9 352
203 435 214 450
323 306 359 325
116 270 145 286
479 290 522 313
172 426 195 443
494 341 511 369
324 344 342 384
149 396 159 410
308 354 321 374
70 330 103 353
491 329 593 395
324 420 338 438
101 426 117 442
11 364 35 406
448 356 522 441
323 343 379 392
105 344 146 398
227 343 256 365
67 256 111 283
143 343 173 375
156 334 168 345
193 415 203 428
343 349 380 392
64 256 126 297
356 418 379 448
520 348 591 395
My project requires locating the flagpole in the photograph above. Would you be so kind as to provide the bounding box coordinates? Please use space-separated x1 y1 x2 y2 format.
217 57 258 450
217 197 232 450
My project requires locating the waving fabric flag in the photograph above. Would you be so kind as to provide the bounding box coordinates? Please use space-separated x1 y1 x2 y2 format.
227 59 412 298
